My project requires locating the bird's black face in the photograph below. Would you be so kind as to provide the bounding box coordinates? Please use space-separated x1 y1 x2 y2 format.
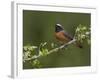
55 24 64 32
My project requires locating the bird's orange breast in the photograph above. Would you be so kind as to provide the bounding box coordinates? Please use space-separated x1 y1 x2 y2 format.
55 31 71 44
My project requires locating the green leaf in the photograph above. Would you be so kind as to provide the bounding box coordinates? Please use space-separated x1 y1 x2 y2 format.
32 59 42 68
51 43 54 48
28 46 37 51
23 46 28 51
42 42 47 47
39 51 43 56
39 48 48 56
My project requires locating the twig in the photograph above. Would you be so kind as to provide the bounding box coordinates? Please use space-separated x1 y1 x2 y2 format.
23 39 76 62
47 39 76 55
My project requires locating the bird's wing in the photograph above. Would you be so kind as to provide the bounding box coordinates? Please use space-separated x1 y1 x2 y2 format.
62 31 73 40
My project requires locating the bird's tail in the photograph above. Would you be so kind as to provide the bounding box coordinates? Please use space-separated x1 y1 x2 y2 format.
76 42 83 48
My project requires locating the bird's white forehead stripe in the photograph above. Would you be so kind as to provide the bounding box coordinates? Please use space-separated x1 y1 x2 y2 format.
56 24 62 26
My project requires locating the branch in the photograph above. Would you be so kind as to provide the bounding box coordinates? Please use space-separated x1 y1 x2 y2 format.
23 39 76 62
47 39 76 55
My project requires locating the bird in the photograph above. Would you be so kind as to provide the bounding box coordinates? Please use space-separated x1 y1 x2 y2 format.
55 24 82 48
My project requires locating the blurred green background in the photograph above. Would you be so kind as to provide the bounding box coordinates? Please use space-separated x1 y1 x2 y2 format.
23 10 91 69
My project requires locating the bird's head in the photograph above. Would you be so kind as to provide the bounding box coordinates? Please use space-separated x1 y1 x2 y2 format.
55 24 64 32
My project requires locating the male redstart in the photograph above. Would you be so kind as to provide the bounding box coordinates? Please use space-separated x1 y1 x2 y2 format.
55 24 82 48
